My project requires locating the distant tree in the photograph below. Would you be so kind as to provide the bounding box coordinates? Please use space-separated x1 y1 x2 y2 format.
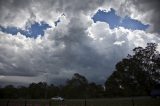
17 86 28 99
29 82 47 99
63 73 88 99
2 85 17 98
105 43 160 97
47 84 60 98
0 76 105 99
87 82 104 98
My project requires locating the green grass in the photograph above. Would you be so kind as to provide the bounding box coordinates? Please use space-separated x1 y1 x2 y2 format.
0 97 160 106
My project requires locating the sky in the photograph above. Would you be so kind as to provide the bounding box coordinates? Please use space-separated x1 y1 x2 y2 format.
0 0 160 86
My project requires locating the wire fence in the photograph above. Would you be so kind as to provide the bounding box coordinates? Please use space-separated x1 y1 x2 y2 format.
0 97 160 106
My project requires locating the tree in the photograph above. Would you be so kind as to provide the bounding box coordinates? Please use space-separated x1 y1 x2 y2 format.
63 73 88 98
47 84 60 98
17 86 28 99
2 85 17 98
0 73 106 99
87 82 104 98
29 82 47 99
105 43 160 97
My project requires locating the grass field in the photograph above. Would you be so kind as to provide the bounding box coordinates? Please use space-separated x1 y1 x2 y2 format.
0 97 160 106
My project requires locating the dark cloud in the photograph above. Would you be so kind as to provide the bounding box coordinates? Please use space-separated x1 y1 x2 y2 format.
0 0 159 33
0 0 30 11
44 17 117 83
0 0 31 26
131 0 160 33
38 0 104 14
0 0 104 27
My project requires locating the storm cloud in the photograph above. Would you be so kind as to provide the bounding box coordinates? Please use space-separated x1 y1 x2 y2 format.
106 0 160 34
0 0 160 86
132 0 160 33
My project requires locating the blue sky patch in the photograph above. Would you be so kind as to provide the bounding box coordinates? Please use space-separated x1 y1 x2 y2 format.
0 21 51 38
0 26 19 35
92 8 149 30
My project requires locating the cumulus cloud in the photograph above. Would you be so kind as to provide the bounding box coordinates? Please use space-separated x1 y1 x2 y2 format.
0 0 160 33
0 0 103 28
0 0 160 86
1 19 160 85
131 0 160 33
103 0 160 34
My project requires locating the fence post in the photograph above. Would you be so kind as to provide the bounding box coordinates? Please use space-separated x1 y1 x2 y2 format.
24 100 27 106
6 100 9 106
131 97 135 106
49 100 51 106
84 98 86 106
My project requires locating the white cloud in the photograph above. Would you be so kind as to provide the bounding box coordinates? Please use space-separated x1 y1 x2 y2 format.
114 41 125 46
0 0 102 28
88 21 160 64
102 0 160 34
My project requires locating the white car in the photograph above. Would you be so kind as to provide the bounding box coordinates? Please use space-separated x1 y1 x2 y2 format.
51 96 64 101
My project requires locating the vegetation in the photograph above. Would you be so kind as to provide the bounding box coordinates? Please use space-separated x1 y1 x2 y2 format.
0 43 160 99
105 43 160 97
0 73 104 99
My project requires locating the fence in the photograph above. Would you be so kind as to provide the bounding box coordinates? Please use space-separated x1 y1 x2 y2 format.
0 97 160 106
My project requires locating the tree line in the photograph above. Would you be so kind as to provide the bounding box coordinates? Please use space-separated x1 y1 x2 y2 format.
0 73 104 99
0 43 160 99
